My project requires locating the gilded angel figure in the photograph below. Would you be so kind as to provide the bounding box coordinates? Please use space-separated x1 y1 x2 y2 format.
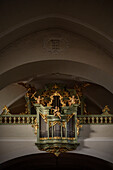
53 106 61 119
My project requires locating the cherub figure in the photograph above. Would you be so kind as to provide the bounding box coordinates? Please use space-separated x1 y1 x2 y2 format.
68 95 76 106
68 94 80 106
36 95 41 104
31 93 43 104
53 106 61 119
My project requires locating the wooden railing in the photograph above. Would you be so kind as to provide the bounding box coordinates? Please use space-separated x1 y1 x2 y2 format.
78 115 113 124
0 115 36 125
0 114 113 125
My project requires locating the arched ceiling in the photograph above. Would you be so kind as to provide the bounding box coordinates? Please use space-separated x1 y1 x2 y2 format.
0 0 113 87
1 61 113 114
0 28 113 91
0 60 113 92
0 0 113 112
0 0 113 54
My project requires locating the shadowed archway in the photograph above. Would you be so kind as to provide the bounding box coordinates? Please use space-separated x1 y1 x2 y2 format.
0 153 113 170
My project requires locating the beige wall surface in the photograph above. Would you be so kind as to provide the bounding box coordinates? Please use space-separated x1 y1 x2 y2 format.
0 125 113 164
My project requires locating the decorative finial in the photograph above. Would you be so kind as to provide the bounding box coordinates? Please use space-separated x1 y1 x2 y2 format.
102 105 111 115
2 105 10 115
53 84 58 89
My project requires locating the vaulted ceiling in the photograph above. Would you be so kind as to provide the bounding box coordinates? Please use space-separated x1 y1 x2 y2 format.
0 0 113 114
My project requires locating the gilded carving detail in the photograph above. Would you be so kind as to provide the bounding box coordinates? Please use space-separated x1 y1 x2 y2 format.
39 113 47 123
102 105 111 115
49 121 66 128
1 106 11 115
47 91 66 107
76 119 82 136
32 118 38 135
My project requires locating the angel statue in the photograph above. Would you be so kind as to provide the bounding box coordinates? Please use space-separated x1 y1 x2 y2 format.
68 94 80 106
68 95 76 106
31 92 44 105
53 106 61 119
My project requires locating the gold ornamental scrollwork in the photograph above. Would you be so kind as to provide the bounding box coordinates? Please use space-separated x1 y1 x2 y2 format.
102 105 111 115
49 121 66 128
76 119 82 136
1 105 11 115
39 113 47 123
66 113 74 122
47 91 66 107
32 118 38 135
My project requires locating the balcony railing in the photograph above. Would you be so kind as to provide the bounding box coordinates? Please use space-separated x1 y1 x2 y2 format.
0 115 36 125
78 115 113 124
0 114 113 125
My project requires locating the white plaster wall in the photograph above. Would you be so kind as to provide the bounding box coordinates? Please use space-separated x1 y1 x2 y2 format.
74 125 113 163
0 125 113 164
0 84 26 113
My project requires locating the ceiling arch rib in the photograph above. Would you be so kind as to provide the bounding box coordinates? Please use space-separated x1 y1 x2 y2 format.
0 28 113 79
0 16 113 56
1 15 113 42
0 60 113 94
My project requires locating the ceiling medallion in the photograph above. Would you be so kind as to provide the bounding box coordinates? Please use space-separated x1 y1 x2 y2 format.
43 36 69 54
